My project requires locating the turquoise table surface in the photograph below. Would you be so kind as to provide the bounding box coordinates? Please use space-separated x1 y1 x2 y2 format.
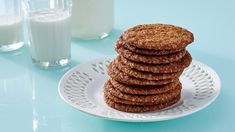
1 0 235 131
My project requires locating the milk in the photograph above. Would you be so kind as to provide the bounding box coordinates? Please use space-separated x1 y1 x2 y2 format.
0 15 23 45
28 9 71 62
72 0 114 39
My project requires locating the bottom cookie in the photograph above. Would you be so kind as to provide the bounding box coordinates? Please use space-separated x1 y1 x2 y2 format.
105 95 181 113
104 80 181 103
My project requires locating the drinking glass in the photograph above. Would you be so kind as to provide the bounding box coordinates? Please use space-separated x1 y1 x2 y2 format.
24 0 72 68
0 0 24 52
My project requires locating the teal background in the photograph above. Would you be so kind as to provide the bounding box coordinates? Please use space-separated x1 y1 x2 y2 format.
0 0 235 131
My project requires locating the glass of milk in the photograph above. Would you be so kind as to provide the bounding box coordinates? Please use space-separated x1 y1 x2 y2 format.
24 0 72 68
0 0 24 52
72 0 114 39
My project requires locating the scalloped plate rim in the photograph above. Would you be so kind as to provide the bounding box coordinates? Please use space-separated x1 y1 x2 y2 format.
58 57 221 122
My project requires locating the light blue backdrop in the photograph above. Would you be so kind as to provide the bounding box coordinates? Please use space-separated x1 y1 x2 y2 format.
0 0 234 132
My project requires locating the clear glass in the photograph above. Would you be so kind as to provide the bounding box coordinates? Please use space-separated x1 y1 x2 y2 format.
0 0 24 52
24 0 72 68
71 0 114 39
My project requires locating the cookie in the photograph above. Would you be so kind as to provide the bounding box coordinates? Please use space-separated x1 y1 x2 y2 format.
104 90 181 106
108 62 176 85
104 93 158 105
105 95 181 113
117 36 184 55
121 24 194 50
104 80 181 103
115 44 187 64
121 51 192 73
113 56 183 80
110 79 180 95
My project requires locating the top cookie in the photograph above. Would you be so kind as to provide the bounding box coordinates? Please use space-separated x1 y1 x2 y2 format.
122 24 194 50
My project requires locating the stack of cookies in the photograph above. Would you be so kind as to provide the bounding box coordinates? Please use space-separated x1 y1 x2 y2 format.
104 24 194 113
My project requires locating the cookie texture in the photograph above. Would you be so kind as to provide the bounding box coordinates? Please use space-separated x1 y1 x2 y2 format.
103 23 194 113
121 51 192 73
113 56 183 80
104 93 157 105
110 79 180 95
115 43 187 64
105 95 181 113
104 80 181 103
108 62 176 85
117 36 184 55
122 24 194 50
104 91 181 106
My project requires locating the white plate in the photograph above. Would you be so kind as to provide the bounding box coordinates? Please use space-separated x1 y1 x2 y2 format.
58 57 221 122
